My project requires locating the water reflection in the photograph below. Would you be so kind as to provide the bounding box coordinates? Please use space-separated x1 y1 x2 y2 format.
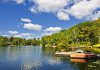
70 58 89 63
0 46 100 70
70 58 98 63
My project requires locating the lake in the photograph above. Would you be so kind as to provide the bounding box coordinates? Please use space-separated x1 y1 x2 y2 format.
0 46 100 70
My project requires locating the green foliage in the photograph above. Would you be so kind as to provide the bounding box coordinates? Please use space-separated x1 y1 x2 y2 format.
0 36 41 46
42 18 100 48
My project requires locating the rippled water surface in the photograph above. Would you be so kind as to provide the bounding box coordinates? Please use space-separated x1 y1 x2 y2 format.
0 46 100 70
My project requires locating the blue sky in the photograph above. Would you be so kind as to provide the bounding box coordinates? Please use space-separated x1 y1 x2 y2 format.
0 0 100 39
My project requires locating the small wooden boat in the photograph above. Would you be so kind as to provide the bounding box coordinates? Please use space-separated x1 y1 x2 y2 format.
70 49 96 59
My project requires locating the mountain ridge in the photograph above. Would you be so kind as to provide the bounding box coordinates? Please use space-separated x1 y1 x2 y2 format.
42 18 100 47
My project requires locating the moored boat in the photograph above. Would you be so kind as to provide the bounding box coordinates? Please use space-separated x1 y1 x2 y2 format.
70 49 97 58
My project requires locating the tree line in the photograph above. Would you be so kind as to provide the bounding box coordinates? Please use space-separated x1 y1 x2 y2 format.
42 18 100 48
0 36 41 46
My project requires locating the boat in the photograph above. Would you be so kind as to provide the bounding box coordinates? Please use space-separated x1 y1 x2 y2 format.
70 49 97 59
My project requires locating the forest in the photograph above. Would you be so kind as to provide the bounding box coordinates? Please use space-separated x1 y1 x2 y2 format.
42 18 100 48
0 19 100 47
0 36 40 46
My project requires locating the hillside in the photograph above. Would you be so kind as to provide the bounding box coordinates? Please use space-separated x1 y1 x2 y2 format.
42 18 100 48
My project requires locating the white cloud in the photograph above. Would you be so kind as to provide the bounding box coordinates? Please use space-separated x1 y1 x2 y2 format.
42 32 54 36
14 0 25 4
8 31 19 34
29 6 38 14
29 0 100 20
30 0 70 20
23 23 42 31
21 18 32 22
68 0 100 19
44 27 61 32
86 11 100 20
57 11 70 20
20 33 33 36
1 0 100 21
43 27 61 36
25 35 34 39
13 35 22 38
1 0 25 4
30 0 68 13
13 33 34 39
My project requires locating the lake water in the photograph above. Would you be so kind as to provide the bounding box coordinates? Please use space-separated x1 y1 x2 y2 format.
0 46 100 70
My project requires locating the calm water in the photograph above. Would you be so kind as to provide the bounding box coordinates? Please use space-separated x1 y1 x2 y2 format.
0 46 100 70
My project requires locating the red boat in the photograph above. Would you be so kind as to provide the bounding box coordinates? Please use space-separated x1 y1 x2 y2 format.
70 49 96 59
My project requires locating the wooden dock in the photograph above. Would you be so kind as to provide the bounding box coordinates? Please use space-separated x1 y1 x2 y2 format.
55 51 74 56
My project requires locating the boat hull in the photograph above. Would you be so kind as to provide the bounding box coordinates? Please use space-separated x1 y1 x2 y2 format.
70 53 96 59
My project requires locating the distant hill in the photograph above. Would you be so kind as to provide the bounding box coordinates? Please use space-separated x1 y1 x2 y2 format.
42 18 100 47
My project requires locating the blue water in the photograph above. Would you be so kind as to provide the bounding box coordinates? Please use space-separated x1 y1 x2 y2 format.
0 46 100 70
